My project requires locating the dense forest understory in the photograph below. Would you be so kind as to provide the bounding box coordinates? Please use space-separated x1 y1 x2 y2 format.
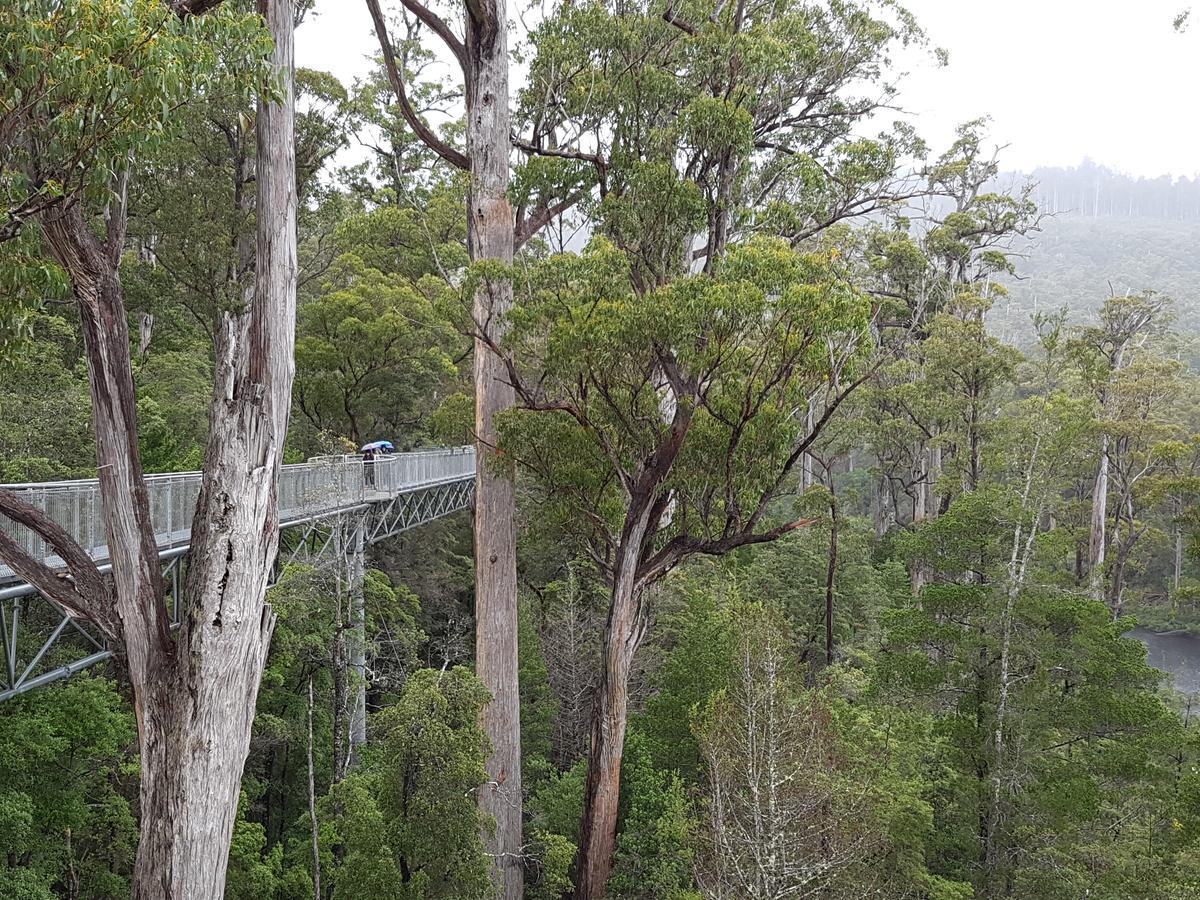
2 1 1200 899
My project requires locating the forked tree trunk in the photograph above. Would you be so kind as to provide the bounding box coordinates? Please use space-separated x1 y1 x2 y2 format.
133 1 297 893
8 1 295 896
39 206 168 687
466 1 522 893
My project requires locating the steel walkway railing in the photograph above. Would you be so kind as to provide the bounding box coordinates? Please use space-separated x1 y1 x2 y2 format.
0 446 476 586
0 446 476 700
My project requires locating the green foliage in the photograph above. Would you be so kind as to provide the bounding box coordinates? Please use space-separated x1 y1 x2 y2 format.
224 793 284 900
0 0 269 222
691 601 951 898
2 3 1200 898
321 667 494 900
0 313 94 479
741 518 900 656
294 253 456 447
635 571 736 781
609 732 699 900
879 487 1186 895
0 677 136 898
519 600 557 768
524 829 576 900
429 392 474 447
0 0 270 344
135 349 212 472
501 236 871 554
528 759 587 846
333 187 468 281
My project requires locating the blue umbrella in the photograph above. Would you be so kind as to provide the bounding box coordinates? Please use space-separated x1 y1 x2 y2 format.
360 440 395 453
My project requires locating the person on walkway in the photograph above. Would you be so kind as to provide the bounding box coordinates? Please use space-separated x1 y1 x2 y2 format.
363 446 376 488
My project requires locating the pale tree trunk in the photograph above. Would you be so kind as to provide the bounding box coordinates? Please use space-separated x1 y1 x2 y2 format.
332 524 350 782
1105 492 1138 618
985 514 1041 892
801 405 816 492
873 473 895 540
985 438 1041 891
928 440 942 517
334 518 367 778
349 519 368 766
466 0 522 893
1175 515 1184 601
911 445 929 595
1087 432 1110 603
132 1 297 893
575 511 653 900
328 525 359 869
39 202 168 682
2 2 295 896
542 566 600 767
307 677 322 900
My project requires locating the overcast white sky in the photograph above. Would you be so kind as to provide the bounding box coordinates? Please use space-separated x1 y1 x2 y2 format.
296 0 1199 178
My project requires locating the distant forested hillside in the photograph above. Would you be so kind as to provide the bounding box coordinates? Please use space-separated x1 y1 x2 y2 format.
1022 161 1200 221
991 164 1200 351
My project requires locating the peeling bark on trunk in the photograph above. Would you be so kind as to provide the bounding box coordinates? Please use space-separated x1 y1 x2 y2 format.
29 1 296 890
575 511 653 900
131 3 297 894
466 1 522 893
40 207 168 680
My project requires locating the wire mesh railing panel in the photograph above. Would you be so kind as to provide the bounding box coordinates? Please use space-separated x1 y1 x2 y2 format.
0 447 475 581
0 447 475 698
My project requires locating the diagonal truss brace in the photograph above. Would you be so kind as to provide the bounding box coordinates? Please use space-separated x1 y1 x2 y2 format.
0 477 473 702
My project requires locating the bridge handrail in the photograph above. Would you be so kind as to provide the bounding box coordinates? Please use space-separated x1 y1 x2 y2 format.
0 445 475 581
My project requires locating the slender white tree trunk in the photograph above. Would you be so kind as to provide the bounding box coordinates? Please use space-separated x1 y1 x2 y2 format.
1088 432 1110 603
307 678 322 900
349 518 367 765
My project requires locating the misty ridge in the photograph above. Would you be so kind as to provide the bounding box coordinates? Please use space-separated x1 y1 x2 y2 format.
968 161 1200 351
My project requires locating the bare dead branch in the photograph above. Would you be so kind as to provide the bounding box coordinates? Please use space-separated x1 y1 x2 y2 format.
365 0 469 171
0 488 118 640
397 0 466 72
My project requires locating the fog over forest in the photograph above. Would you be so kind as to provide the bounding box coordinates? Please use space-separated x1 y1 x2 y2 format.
988 163 1200 351
3 3 1200 900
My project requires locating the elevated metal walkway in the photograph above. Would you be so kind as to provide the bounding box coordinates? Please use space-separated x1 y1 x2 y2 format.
0 447 475 700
